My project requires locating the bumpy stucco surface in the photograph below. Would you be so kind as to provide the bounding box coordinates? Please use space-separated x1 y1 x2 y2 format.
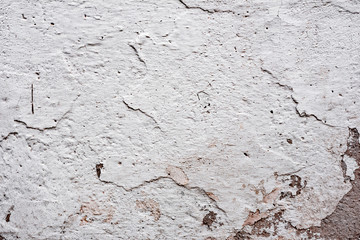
0 0 359 239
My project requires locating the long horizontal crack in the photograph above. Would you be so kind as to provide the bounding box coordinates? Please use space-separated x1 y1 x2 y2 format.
325 1 360 14
178 0 235 14
14 95 80 132
98 176 227 215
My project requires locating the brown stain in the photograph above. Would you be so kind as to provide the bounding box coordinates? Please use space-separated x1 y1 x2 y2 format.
262 187 280 203
279 174 307 200
203 211 217 228
80 201 102 216
80 215 92 225
136 198 161 221
243 209 269 227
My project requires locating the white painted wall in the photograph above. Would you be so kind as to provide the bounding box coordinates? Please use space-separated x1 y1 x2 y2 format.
1 0 359 239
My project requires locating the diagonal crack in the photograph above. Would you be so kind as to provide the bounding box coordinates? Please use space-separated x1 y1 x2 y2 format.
260 67 342 128
260 67 294 91
178 0 235 14
128 43 147 67
290 96 337 128
122 99 162 130
0 132 19 143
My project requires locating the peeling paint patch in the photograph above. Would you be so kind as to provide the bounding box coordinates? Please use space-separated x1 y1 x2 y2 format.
166 165 189 186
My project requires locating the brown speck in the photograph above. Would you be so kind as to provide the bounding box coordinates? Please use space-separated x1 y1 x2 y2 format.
287 139 293 144
5 213 10 222
96 163 103 178
203 211 217 228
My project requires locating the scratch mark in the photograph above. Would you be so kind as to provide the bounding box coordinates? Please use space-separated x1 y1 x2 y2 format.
197 90 209 100
31 84 34 114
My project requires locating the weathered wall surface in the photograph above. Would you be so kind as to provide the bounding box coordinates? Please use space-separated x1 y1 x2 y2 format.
0 0 359 239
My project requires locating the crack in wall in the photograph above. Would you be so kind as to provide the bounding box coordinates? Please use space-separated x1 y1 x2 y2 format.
260 67 337 128
178 0 235 14
128 43 147 67
322 1 360 14
0 132 19 143
290 96 336 128
260 67 294 91
13 95 80 132
98 175 227 216
122 99 162 130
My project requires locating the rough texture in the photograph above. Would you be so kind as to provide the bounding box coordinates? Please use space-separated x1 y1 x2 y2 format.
0 0 359 239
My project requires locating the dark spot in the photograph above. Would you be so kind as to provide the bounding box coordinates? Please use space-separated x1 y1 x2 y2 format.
244 152 249 157
96 163 103 178
287 139 293 144
22 14 27 19
270 110 273 114
280 191 294 200
118 162 122 165
50 22 54 25
234 230 250 239
5 213 11 222
289 175 302 188
203 211 217 228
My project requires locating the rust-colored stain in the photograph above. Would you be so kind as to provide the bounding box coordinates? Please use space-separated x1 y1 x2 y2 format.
136 198 161 221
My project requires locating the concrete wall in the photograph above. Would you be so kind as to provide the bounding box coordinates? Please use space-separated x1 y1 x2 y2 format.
1 0 359 239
